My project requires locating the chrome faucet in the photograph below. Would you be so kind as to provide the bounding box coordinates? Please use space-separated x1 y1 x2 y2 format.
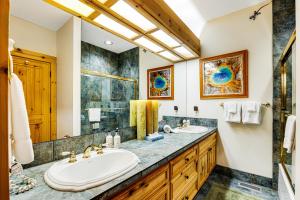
83 144 103 158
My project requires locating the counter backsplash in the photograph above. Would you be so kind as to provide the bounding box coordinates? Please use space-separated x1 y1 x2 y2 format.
24 116 217 168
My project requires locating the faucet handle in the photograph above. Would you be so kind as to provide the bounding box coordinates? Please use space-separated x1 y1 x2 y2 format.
61 151 77 163
93 144 103 155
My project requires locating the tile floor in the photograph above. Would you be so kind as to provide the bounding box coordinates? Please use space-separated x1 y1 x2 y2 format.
195 173 279 200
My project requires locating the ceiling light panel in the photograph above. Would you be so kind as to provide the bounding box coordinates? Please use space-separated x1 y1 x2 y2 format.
150 30 180 48
52 0 94 17
134 37 163 52
159 51 181 61
110 0 156 32
94 14 138 39
174 46 195 58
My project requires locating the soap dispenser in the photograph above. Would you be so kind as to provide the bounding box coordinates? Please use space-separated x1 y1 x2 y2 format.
114 128 121 148
106 132 113 148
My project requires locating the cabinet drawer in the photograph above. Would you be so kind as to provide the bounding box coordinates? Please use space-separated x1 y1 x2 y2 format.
147 183 169 200
171 161 197 199
178 179 198 200
170 145 197 178
199 133 216 155
112 165 169 200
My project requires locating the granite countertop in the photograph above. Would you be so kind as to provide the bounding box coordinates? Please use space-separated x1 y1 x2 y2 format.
11 127 217 200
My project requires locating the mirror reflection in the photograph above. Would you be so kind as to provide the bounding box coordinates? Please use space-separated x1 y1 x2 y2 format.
9 0 174 143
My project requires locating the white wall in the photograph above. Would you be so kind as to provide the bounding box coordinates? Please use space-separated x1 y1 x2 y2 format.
9 16 57 56
56 17 81 138
139 49 187 121
189 4 273 178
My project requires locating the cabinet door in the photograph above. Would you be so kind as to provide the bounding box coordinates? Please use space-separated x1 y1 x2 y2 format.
207 142 216 173
198 152 208 189
13 56 51 143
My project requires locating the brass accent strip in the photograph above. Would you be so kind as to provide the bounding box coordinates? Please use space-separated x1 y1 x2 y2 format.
279 30 296 63
81 68 138 98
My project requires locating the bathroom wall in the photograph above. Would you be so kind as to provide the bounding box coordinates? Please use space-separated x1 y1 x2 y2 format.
9 15 57 56
139 3 273 179
81 41 139 134
139 49 187 120
56 17 81 139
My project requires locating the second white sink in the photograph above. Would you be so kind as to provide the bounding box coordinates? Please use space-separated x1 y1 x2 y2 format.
44 148 139 191
174 125 209 134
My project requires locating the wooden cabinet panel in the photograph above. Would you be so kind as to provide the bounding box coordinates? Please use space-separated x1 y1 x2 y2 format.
112 165 169 200
170 145 197 178
198 152 208 188
13 56 52 143
199 133 216 155
171 161 198 200
177 180 198 200
208 142 216 173
146 183 169 200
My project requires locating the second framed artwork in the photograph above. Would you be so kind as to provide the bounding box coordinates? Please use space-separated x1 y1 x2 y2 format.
147 65 174 100
200 50 248 99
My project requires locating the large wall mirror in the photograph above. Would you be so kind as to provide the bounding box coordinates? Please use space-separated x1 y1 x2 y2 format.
9 0 178 143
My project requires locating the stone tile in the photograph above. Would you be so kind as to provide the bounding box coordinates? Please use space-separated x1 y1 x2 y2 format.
53 134 94 160
23 141 53 169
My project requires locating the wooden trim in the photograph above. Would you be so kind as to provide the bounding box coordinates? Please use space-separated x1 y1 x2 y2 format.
147 65 174 100
12 48 57 141
200 50 249 99
126 0 201 56
0 0 9 199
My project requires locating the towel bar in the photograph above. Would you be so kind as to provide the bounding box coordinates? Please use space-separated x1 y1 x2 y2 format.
219 102 271 108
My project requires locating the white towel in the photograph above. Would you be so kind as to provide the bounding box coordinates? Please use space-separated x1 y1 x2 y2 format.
283 115 296 153
10 73 34 164
224 102 241 123
242 102 262 124
88 108 101 122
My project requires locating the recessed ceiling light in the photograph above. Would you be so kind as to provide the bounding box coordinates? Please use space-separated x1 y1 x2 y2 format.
174 46 195 58
51 0 95 17
134 37 163 52
94 14 139 39
159 51 181 61
104 40 114 45
150 30 180 48
110 0 156 32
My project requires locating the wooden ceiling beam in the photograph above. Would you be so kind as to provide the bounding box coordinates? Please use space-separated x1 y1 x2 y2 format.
126 0 201 56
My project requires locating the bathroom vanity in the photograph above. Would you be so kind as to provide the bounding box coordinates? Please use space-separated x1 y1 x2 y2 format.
10 128 217 200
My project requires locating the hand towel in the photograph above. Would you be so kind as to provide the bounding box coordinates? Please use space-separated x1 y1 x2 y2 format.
137 100 146 140
10 73 34 164
224 101 241 123
283 115 296 153
146 100 153 135
242 102 262 124
152 100 159 133
129 100 137 127
88 108 101 122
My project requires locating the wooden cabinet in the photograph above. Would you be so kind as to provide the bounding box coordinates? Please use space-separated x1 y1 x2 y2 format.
112 132 217 200
112 165 169 200
198 133 217 189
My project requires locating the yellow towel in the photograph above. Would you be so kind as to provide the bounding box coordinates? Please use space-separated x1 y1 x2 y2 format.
152 100 159 133
130 100 137 127
137 100 147 140
146 100 153 135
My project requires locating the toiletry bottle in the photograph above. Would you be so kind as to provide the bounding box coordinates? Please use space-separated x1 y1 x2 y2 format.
114 128 121 148
106 132 113 148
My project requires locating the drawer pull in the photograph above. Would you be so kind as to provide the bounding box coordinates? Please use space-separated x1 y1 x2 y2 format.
183 196 189 200
184 175 189 179
140 182 149 188
208 147 212 151
185 157 190 163
128 189 135 196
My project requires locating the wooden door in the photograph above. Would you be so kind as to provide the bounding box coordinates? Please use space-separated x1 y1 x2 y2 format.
12 56 51 143
207 143 216 173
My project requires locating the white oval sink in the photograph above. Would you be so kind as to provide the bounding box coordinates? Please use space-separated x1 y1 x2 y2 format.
44 148 139 191
174 125 209 134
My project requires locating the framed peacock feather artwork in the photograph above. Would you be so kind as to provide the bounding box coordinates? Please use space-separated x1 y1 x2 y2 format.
147 65 174 100
200 50 248 99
